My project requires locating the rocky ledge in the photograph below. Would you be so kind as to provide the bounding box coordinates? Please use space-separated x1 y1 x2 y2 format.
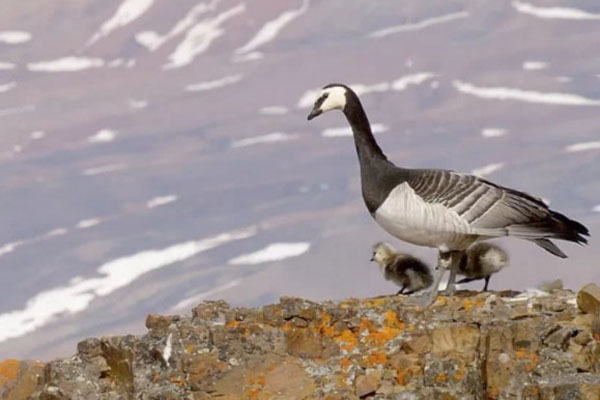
3 285 600 400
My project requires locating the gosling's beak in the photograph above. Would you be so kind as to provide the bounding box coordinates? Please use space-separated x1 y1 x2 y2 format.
307 108 322 121
370 256 374 262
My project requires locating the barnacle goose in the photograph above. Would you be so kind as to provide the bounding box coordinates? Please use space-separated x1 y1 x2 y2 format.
307 83 589 302
371 242 433 295
440 242 508 291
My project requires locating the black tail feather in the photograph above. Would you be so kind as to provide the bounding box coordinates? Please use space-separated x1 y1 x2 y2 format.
549 210 589 245
530 239 568 258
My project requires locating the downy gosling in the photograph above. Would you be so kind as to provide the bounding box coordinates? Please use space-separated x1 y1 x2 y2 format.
440 242 508 291
371 242 433 295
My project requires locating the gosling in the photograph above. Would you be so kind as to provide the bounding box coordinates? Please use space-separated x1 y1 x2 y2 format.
371 242 433 295
452 242 509 291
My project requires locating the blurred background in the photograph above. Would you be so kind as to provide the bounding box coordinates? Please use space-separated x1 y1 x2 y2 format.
0 0 599 360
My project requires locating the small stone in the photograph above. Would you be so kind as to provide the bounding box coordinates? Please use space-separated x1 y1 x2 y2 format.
77 338 103 358
543 325 575 350
577 284 600 314
401 333 431 354
285 328 324 359
146 314 171 332
355 374 380 398
431 324 480 360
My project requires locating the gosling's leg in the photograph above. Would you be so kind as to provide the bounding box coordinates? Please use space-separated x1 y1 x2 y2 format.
396 286 406 295
483 276 491 291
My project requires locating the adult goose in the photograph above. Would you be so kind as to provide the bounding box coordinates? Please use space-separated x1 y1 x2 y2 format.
307 83 589 302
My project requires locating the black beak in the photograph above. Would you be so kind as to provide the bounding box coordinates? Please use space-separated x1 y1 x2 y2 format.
370 256 374 262
307 108 322 121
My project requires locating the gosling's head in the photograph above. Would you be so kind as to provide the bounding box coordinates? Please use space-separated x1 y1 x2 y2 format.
370 241 397 266
307 84 350 120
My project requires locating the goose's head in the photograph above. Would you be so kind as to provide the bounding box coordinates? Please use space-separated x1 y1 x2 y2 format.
307 83 350 120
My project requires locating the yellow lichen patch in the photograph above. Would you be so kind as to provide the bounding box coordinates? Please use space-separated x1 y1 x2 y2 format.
335 329 359 351
384 310 405 330
462 299 475 312
435 372 448 384
0 359 19 384
408 324 415 332
226 320 240 329
185 345 194 353
372 298 386 307
435 296 448 307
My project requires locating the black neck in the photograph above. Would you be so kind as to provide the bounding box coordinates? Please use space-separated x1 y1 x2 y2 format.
342 92 387 163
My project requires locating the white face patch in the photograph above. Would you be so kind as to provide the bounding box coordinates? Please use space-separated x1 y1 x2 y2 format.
318 86 347 113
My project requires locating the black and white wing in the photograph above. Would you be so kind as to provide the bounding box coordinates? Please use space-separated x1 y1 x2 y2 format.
406 169 589 257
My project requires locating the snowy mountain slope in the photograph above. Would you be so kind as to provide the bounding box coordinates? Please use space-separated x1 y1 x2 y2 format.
0 0 599 359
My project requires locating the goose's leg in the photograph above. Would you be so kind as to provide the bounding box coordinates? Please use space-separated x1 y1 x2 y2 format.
405 250 449 307
440 251 463 295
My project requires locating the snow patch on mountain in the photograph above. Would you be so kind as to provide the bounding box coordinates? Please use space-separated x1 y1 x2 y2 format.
88 0 155 45
28 57 105 72
453 80 600 106
0 227 257 343
236 0 309 54
164 3 246 69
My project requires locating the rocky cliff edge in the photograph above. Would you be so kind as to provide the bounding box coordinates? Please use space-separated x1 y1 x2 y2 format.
2 284 600 400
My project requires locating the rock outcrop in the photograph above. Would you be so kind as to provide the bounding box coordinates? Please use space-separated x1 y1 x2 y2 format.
3 287 600 399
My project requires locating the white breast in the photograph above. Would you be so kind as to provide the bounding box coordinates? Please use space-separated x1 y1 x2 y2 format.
374 183 474 250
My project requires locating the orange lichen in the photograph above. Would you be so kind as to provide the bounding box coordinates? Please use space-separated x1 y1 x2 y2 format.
315 311 336 337
453 369 465 382
359 318 375 333
152 373 159 382
245 387 261 399
366 350 387 366
365 326 400 346
280 321 293 331
515 349 527 359
384 310 404 330
335 329 359 351
523 386 539 396
226 320 240 329
435 372 448 383
340 357 352 371
169 375 184 386
488 387 500 399
524 363 535 372
0 359 19 384
396 369 407 386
